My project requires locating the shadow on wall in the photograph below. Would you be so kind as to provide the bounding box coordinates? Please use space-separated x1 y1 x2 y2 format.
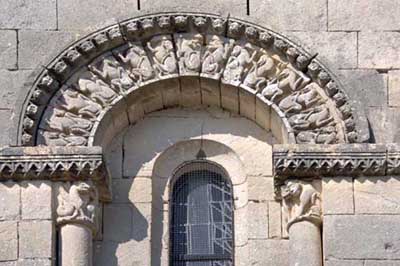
94 178 150 266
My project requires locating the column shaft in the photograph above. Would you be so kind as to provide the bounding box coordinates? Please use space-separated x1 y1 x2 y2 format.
60 224 93 266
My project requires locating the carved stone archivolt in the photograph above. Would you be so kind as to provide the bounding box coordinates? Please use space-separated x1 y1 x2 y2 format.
17 12 369 147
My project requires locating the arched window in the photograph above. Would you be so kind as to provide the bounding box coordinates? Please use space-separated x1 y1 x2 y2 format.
170 162 234 266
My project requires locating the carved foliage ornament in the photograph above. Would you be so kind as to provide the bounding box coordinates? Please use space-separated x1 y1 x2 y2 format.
18 13 367 146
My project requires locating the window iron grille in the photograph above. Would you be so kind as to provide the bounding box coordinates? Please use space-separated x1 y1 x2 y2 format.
170 162 234 266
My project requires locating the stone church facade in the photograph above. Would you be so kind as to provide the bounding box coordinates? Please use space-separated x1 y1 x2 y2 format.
0 1 400 266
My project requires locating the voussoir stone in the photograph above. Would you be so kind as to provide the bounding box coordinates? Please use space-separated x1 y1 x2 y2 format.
324 215 400 259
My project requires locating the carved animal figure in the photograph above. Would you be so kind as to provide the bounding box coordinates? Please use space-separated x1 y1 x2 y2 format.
88 57 133 91
55 89 101 119
223 44 257 84
57 182 98 224
278 84 322 114
177 34 203 72
288 105 333 130
147 36 177 76
118 45 154 83
261 68 310 103
296 126 337 144
243 54 277 91
281 181 321 231
202 36 231 76
77 74 117 107
44 108 93 138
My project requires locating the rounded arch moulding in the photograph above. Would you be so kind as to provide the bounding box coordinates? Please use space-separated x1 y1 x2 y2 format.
16 12 370 147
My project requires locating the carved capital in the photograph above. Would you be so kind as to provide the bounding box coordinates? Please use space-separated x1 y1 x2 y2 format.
281 180 322 231
56 181 99 234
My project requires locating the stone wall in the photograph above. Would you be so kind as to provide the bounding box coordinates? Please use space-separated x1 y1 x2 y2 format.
0 0 399 145
323 176 400 265
0 181 54 266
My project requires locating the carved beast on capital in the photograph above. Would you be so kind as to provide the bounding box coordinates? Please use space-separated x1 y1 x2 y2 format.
17 12 369 147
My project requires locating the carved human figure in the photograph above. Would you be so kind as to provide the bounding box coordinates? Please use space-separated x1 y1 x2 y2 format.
43 108 93 144
117 44 155 83
147 36 178 77
176 33 203 73
281 180 321 231
57 182 99 230
76 74 118 107
54 89 102 120
288 105 334 131
202 35 231 78
223 43 257 84
88 57 133 92
278 83 323 114
296 126 337 144
243 53 278 91
261 67 310 103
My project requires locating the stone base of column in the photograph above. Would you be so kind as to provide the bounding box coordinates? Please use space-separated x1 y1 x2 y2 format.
289 221 322 266
60 224 93 266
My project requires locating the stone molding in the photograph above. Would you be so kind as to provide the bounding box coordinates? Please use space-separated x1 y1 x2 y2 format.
273 144 388 178
16 12 370 147
0 146 111 201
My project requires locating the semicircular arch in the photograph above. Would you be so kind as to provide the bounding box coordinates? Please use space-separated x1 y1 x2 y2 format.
16 12 370 146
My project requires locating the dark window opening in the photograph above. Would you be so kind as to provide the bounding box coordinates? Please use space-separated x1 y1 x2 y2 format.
170 162 234 266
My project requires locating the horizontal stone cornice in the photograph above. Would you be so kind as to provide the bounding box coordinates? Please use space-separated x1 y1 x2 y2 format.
0 146 111 201
273 144 400 177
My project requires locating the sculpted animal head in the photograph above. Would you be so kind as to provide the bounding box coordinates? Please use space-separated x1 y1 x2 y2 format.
281 181 302 199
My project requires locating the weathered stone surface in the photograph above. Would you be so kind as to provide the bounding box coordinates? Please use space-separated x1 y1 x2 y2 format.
17 259 52 266
0 109 14 147
268 201 282 239
323 177 354 214
354 176 400 214
141 0 246 16
328 0 400 31
0 70 32 109
248 176 275 201
0 30 17 69
389 71 400 107
104 131 124 179
112 178 152 203
252 0 326 31
19 221 53 259
60 224 93 266
0 262 16 266
0 0 57 29
58 0 138 30
324 215 400 259
338 70 387 108
359 32 400 69
0 221 17 261
325 259 363 266
19 30 79 69
364 261 400 266
21 181 52 220
249 239 289 265
248 202 268 239
287 32 357 69
0 182 20 220
103 204 132 242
